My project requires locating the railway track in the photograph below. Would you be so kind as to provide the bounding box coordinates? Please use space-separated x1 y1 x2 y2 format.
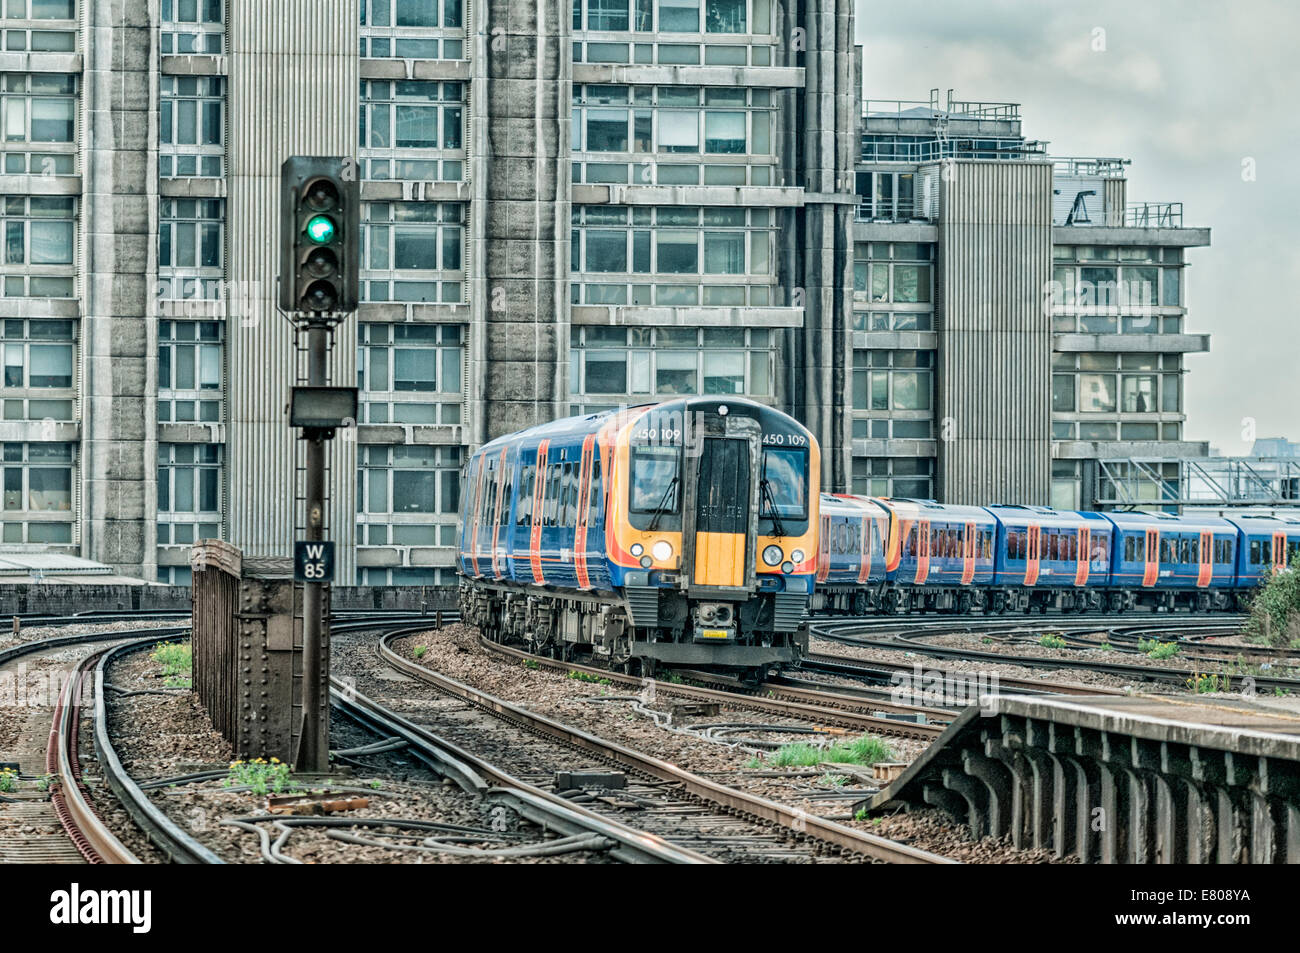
807 615 1300 694
349 626 954 863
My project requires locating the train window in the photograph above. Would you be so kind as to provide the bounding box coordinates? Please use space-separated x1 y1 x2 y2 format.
518 465 533 526
588 457 603 526
1008 531 1019 560
1090 534 1108 567
1249 540 1261 564
630 445 680 517
760 447 809 521
905 524 916 555
1066 534 1077 561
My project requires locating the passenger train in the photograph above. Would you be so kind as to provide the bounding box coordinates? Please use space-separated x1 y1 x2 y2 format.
459 403 1300 673
458 397 818 674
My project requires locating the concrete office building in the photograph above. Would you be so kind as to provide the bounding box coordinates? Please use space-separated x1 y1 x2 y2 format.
0 4 1209 584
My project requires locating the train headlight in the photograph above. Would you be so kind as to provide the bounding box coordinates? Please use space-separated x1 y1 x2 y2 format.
630 543 644 557
791 549 805 564
652 541 673 562
781 561 794 574
762 545 783 566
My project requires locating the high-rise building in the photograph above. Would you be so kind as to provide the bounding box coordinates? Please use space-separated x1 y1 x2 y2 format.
0 5 1209 584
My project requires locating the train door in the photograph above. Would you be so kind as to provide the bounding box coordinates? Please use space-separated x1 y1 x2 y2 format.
573 436 595 589
1197 530 1213 587
816 513 832 583
858 514 874 584
686 430 759 591
961 521 976 585
915 519 931 585
1274 531 1288 573
1074 526 1090 586
1024 524 1040 586
1142 528 1160 587
529 440 550 585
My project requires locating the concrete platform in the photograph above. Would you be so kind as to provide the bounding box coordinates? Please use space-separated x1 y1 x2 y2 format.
871 693 1300 864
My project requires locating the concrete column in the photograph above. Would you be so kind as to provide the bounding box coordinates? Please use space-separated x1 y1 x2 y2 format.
470 0 570 442
79 0 156 578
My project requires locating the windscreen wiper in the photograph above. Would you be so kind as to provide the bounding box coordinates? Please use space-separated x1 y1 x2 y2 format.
646 475 679 532
760 478 787 538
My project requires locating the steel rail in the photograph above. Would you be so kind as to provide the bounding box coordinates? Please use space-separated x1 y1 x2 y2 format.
330 678 713 865
376 630 955 864
478 635 948 737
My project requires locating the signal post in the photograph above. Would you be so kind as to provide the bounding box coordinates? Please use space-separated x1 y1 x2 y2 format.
280 156 360 774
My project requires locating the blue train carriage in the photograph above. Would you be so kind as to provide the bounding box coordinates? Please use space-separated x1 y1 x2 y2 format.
873 499 997 613
986 505 1115 612
1223 514 1300 600
459 397 820 674
811 493 890 614
1102 511 1239 611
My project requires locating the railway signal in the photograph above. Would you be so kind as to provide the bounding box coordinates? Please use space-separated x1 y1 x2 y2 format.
279 156 359 315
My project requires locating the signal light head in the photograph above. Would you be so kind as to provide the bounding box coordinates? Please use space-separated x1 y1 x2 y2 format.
302 280 338 313
305 246 339 278
305 179 339 211
305 214 336 245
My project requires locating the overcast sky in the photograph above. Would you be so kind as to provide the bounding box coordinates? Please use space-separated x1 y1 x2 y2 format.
856 0 1300 454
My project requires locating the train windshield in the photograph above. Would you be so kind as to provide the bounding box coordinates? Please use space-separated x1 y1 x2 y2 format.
760 447 808 522
630 445 681 519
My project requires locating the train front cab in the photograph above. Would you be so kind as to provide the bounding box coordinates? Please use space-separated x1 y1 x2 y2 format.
1104 511 1238 611
608 398 819 670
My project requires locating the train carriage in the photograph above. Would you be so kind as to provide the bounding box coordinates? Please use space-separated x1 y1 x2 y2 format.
878 499 998 613
812 493 890 614
459 397 819 673
1223 514 1300 594
1103 511 1238 611
987 505 1114 612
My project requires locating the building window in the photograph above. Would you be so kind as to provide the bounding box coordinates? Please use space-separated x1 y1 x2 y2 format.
1051 352 1182 417
357 445 462 549
357 323 462 425
851 457 933 498
0 196 75 299
157 443 221 546
159 76 224 178
569 325 773 408
571 205 774 307
361 80 464 182
854 242 933 306
0 318 74 422
360 0 465 60
571 85 774 186
158 320 222 424
852 350 933 412
158 198 224 300
573 0 769 36
362 202 464 303
1 441 74 543
854 171 917 221
161 0 223 54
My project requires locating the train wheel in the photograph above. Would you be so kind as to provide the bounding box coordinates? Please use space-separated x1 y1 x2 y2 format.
957 592 972 615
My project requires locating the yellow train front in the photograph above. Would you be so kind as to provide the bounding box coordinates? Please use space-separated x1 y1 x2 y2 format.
459 397 819 675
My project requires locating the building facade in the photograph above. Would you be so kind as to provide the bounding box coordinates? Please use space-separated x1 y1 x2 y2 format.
0 5 1210 584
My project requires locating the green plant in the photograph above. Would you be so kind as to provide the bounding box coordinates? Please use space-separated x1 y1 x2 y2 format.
745 756 764 769
224 758 297 796
764 734 896 768
36 773 54 792
1099 642 1113 652
1244 568 1300 648
818 773 849 787
163 675 191 689
854 806 869 821
980 636 994 644
369 779 383 790
1187 672 1228 694
1139 638 1180 660
412 645 428 659
567 670 611 686
151 641 191 680
1039 633 1067 650
0 767 16 793
523 659 539 670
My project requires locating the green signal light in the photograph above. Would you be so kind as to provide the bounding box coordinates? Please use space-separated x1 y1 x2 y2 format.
305 214 336 244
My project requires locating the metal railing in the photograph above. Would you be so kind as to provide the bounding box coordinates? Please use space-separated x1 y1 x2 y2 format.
1052 156 1130 177
1094 457 1300 508
1125 202 1184 228
859 137 1045 164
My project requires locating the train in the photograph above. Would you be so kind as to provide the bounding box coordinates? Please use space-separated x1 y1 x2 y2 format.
457 397 818 674
459 402 1300 674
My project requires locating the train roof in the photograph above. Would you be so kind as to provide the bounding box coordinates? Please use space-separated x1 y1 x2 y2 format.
877 498 997 524
983 504 1106 529
473 397 810 456
820 493 891 518
1102 511 1237 534
1222 513 1300 535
